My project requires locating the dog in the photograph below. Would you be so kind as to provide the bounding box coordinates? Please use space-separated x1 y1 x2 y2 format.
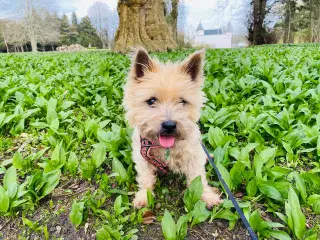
123 47 222 209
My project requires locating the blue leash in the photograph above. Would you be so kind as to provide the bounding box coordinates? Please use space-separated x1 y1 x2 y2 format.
201 143 258 240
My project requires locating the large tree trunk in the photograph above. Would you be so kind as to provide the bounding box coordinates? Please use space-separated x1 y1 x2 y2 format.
170 0 179 41
30 36 37 52
114 0 176 52
252 0 266 45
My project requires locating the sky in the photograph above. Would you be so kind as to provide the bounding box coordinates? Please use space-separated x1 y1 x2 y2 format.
0 0 250 34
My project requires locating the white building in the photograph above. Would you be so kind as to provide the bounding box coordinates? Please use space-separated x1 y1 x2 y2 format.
191 22 233 49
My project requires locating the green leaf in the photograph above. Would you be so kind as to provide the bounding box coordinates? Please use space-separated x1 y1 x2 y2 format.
114 195 125 216
13 151 23 170
176 215 189 240
43 225 49 240
249 210 263 232
258 182 282 201
213 208 238 221
69 201 84 228
0 186 10 213
191 201 210 228
307 195 320 214
161 210 177 240
40 170 61 198
112 158 128 184
96 228 111 240
293 172 307 203
147 189 154 209
317 136 320 157
246 178 257 197
239 143 259 169
92 143 106 168
67 152 78 175
269 230 291 240
216 162 233 190
285 187 306 239
4 166 18 199
254 147 277 179
183 176 203 212
208 126 224 148
31 122 49 129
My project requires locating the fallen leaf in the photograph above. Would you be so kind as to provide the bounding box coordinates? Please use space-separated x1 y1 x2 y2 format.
142 210 156 225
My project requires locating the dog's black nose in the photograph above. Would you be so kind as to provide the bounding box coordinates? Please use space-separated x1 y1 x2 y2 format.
162 121 176 133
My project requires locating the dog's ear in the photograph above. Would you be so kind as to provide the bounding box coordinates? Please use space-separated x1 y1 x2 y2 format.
181 49 205 82
131 48 155 79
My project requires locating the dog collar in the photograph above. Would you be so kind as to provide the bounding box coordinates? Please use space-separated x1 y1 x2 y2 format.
140 136 169 174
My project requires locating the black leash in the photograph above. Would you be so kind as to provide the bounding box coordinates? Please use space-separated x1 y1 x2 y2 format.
201 143 258 240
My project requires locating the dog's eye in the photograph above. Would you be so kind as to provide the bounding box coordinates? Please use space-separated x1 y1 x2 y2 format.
179 99 188 105
146 97 157 106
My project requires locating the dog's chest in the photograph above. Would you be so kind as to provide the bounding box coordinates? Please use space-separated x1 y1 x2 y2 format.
150 147 185 170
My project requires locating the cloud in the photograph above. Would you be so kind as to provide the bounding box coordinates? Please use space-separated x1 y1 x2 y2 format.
59 0 117 19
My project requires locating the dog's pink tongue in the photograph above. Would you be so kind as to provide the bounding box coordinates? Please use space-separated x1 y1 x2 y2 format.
159 135 175 148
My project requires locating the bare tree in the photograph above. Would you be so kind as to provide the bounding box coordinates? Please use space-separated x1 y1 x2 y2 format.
1 20 27 52
88 2 110 48
37 11 60 50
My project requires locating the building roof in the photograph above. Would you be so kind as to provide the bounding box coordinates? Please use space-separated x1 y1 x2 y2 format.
196 22 204 31
204 29 223 35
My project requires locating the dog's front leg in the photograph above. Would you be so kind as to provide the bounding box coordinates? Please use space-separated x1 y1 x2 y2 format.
133 157 157 209
184 151 222 208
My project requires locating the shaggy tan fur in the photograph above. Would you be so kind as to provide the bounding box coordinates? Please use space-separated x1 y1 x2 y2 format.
123 47 222 208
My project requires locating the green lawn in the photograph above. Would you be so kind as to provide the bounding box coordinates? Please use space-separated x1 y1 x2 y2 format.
0 46 320 239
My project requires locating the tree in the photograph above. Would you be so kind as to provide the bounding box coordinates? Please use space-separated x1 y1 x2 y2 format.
165 0 179 41
88 2 111 48
37 11 60 50
72 12 78 25
114 0 176 53
77 16 102 48
60 14 70 45
1 20 27 52
251 0 267 45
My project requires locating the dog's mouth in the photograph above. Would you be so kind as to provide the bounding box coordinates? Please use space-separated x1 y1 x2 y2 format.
159 134 175 148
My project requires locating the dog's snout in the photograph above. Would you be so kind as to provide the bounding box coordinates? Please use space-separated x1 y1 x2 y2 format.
162 121 176 133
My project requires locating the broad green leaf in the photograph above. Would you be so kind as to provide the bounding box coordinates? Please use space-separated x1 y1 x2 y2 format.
307 194 320 214
161 210 177 240
112 158 128 183
246 178 257 197
69 201 84 228
269 230 291 240
183 176 203 212
0 186 9 213
67 152 78 175
258 182 282 201
176 215 189 240
4 166 17 199
213 208 238 221
285 187 306 239
254 147 277 179
30 122 49 129
190 201 210 227
147 189 154 209
293 172 307 202
92 143 106 168
13 151 23 170
96 228 111 240
40 170 61 198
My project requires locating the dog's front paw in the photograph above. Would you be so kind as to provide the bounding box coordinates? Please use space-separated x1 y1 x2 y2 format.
201 189 222 209
133 190 148 209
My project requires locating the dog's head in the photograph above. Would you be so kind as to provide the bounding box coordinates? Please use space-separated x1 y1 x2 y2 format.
123 47 205 148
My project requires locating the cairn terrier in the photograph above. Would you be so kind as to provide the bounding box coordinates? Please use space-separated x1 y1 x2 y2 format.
123 48 222 209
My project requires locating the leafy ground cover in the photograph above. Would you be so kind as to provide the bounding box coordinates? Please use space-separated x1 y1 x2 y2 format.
0 46 320 239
